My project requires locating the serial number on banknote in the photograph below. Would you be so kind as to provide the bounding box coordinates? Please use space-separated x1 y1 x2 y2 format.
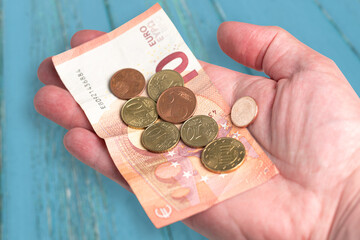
76 69 106 110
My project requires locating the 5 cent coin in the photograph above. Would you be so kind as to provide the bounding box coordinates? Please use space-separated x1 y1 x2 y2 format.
157 86 197 124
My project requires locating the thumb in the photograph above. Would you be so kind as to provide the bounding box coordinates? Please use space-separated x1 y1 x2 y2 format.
217 22 330 80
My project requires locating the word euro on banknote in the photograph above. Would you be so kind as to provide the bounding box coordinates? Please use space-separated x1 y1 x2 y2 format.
52 3 278 228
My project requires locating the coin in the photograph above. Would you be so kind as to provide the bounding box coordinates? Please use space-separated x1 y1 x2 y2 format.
201 137 246 173
157 86 197 124
180 115 218 148
121 97 158 128
110 68 145 100
141 121 180 152
231 96 258 128
147 70 184 101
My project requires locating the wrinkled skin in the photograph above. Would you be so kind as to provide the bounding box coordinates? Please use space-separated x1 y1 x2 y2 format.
34 22 360 239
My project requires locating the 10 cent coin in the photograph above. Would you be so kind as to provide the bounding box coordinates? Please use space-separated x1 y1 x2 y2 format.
147 70 184 101
141 121 180 152
121 97 158 128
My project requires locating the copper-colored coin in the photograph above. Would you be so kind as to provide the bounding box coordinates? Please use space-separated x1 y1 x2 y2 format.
201 137 246 173
156 86 197 124
110 68 145 100
231 96 258 128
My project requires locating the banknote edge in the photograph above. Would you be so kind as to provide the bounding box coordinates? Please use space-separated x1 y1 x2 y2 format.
51 3 161 67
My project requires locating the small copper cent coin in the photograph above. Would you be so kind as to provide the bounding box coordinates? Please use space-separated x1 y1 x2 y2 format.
141 121 180 152
157 86 197 124
180 115 218 148
121 97 158 128
110 68 145 100
231 96 258 127
147 70 184 101
201 137 246 173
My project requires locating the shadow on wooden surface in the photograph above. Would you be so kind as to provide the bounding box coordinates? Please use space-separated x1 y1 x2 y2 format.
1 0 359 239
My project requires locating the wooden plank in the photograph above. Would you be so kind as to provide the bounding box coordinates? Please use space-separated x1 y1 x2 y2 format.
315 0 360 58
0 0 3 238
212 0 360 94
1 0 179 239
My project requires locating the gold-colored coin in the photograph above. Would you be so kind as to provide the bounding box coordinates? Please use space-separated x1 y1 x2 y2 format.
201 137 246 173
121 97 158 128
147 70 184 101
180 115 218 148
141 121 180 152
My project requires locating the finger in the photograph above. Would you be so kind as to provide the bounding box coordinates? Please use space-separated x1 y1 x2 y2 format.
70 30 105 48
37 30 106 88
64 127 131 191
200 61 275 106
183 175 319 239
217 22 331 80
201 61 276 145
200 60 248 105
37 57 66 88
34 85 92 130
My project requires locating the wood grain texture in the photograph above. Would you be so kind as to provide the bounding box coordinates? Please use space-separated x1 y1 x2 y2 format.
213 0 360 93
1 0 360 239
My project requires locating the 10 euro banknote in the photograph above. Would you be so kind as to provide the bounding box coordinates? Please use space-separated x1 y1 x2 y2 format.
53 3 278 227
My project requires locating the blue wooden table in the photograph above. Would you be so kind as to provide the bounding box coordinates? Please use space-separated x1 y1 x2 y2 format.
1 0 359 239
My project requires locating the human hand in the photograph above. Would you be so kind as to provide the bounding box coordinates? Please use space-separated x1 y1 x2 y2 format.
34 22 360 239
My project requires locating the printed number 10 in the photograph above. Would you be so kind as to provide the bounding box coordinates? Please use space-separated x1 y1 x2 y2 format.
156 51 198 83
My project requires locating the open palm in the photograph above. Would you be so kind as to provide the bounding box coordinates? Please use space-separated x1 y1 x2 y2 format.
34 22 360 239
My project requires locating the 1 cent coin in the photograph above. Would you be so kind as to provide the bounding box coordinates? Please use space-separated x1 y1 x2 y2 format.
201 137 246 173
147 70 184 101
110 68 145 100
157 86 197 124
231 96 258 128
